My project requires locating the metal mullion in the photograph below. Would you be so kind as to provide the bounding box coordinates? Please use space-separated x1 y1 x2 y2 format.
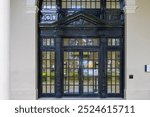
110 51 112 93
87 52 90 93
115 51 117 93
92 52 94 94
45 39 48 94
46 0 47 9
73 54 75 94
110 0 112 9
71 0 72 9
49 0 51 9
80 51 83 95
90 0 91 8
67 52 69 93
101 0 105 9
68 52 70 94
64 53 67 92
50 51 52 93
64 53 67 93
77 55 80 94
65 53 68 93
75 0 76 8
119 51 121 94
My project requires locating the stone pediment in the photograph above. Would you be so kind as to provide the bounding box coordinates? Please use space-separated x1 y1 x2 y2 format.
50 12 110 27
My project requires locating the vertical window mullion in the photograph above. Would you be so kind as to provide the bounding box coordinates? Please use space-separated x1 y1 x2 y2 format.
50 51 52 93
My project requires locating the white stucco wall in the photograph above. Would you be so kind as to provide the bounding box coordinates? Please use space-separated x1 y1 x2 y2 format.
125 0 150 99
10 0 150 100
10 0 37 99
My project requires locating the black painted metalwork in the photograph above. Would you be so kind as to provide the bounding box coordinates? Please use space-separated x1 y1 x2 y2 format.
38 0 124 98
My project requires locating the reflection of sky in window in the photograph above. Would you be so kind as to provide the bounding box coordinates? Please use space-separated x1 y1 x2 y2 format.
43 5 56 9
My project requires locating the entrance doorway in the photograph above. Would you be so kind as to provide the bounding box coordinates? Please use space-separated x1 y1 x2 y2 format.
38 0 125 98
64 50 99 96
38 37 124 98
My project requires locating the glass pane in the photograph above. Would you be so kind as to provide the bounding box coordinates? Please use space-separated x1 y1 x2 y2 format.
42 38 55 46
62 2 66 8
107 51 120 94
42 0 56 9
83 51 98 94
64 51 80 94
106 0 120 9
64 38 99 46
108 38 120 46
61 0 101 9
42 51 55 94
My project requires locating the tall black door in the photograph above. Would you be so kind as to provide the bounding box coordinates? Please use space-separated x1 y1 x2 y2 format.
63 50 99 96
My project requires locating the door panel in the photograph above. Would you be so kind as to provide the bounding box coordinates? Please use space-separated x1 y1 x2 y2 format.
82 51 99 94
64 51 80 95
63 50 99 96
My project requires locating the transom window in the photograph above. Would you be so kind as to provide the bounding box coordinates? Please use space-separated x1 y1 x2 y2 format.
41 0 121 10
108 38 120 46
106 0 120 9
42 0 56 9
62 0 101 9
64 38 99 46
42 38 55 46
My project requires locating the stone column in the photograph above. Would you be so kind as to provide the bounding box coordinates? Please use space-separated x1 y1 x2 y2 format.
124 0 137 99
0 0 10 99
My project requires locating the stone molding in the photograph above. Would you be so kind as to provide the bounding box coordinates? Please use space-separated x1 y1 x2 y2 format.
26 0 39 14
124 0 137 13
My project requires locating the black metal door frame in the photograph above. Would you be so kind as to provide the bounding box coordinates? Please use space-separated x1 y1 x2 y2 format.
38 36 124 98
63 48 101 97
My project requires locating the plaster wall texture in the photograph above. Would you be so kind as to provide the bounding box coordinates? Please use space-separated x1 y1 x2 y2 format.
125 0 150 99
10 0 37 99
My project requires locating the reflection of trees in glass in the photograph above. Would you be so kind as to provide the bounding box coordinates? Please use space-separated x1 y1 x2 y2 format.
70 39 79 46
64 38 98 46
82 39 93 45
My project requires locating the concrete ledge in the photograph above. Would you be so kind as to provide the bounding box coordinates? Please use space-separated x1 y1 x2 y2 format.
125 90 150 100
10 89 37 100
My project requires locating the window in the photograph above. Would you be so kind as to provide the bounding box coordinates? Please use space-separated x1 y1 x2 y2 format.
42 51 55 94
64 38 99 46
42 38 55 46
107 51 120 94
106 0 120 9
108 38 120 46
42 0 56 9
62 0 101 9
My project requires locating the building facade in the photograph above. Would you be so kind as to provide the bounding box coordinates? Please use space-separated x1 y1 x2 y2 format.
0 0 150 100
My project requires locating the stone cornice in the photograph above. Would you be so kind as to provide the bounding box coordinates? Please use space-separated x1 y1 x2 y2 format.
124 0 137 13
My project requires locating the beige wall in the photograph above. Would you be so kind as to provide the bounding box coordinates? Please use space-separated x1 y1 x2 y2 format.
10 0 37 99
10 0 150 99
125 0 150 99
